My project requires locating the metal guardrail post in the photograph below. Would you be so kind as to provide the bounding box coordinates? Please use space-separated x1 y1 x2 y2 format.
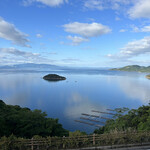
63 136 65 149
31 138 34 150
93 134 95 146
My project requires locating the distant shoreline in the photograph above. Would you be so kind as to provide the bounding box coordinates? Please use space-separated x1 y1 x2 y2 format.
146 75 150 79
111 65 150 73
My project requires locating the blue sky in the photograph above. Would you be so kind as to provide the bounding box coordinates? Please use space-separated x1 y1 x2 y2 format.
0 0 150 67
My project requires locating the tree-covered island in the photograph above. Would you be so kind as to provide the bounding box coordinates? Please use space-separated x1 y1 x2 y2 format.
43 74 66 81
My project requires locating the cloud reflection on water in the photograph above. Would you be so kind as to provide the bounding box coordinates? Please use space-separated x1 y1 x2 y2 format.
65 93 106 119
0 73 37 106
118 76 150 103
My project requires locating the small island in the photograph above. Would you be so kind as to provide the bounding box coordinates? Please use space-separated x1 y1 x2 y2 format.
146 74 150 79
43 74 66 81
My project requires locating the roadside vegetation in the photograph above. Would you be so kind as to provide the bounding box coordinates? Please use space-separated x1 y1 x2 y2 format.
94 104 150 134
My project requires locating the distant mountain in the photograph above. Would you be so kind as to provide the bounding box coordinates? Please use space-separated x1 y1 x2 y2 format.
0 63 66 71
111 65 150 72
0 63 108 73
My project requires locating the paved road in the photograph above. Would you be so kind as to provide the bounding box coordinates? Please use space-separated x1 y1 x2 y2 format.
67 147 150 150
66 145 150 150
111 146 150 150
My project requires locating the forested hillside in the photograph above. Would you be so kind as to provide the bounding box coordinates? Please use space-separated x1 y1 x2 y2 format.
94 104 150 134
111 65 150 72
0 100 68 138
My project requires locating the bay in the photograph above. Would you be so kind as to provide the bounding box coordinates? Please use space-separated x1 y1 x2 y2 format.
0 70 149 133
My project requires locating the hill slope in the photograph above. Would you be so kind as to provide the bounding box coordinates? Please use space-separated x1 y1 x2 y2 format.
94 104 150 134
111 65 150 72
0 100 68 138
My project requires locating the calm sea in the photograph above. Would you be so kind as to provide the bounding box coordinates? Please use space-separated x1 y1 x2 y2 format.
0 70 149 133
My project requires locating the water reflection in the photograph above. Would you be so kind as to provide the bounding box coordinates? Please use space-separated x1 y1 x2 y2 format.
65 93 106 119
118 76 150 103
0 72 149 133
0 73 35 106
7 92 30 106
0 73 35 90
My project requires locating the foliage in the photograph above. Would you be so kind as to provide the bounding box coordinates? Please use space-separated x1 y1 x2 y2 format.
0 100 68 138
146 74 150 79
94 104 150 134
69 130 87 137
0 132 149 150
43 74 66 81
111 65 150 72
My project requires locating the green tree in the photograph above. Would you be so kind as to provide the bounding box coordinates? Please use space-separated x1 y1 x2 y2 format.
0 100 69 138
94 104 150 134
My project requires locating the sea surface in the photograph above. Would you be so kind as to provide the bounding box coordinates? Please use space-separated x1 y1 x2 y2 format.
0 70 149 133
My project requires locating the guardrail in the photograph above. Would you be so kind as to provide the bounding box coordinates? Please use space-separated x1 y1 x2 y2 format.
0 132 150 150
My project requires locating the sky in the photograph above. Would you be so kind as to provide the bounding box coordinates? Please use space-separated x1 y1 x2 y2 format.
0 0 150 67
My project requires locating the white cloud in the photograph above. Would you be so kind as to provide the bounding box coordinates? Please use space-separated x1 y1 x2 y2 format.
141 26 150 32
131 25 150 32
23 0 68 7
84 0 150 20
36 34 43 38
0 47 52 64
63 22 111 38
84 0 132 11
84 0 104 10
131 25 140 32
107 36 150 59
0 17 30 47
67 35 89 45
128 0 150 19
61 58 81 63
0 47 40 58
115 16 121 21
48 52 57 55
119 29 127 32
